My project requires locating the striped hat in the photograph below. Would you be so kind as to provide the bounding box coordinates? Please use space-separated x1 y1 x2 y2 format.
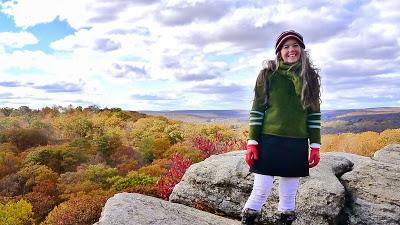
275 30 305 54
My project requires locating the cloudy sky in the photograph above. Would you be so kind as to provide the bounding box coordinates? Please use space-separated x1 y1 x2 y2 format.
0 0 399 111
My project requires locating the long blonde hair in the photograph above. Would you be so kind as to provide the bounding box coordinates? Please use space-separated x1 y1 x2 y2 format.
262 48 321 111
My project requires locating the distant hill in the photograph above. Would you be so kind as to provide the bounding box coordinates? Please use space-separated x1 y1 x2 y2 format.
321 107 400 134
141 110 249 124
141 107 400 134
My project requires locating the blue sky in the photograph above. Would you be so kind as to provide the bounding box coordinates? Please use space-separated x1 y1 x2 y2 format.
0 0 399 111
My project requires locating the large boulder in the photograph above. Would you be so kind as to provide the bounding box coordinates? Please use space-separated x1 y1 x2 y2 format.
340 144 400 225
169 151 254 215
372 144 400 165
294 152 354 225
170 150 354 225
94 192 240 225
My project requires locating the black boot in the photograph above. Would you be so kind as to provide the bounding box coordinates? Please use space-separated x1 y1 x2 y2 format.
274 210 296 225
241 208 261 225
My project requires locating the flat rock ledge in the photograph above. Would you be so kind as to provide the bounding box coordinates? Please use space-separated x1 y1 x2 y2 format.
94 192 240 225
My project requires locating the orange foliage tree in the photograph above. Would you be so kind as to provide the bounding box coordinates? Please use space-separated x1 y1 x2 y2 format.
110 146 138 171
321 128 400 156
137 159 169 177
0 150 21 179
41 191 112 225
25 179 60 223
16 164 58 196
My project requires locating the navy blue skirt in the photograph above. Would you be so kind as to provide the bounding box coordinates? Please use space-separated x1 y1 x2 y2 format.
250 134 309 177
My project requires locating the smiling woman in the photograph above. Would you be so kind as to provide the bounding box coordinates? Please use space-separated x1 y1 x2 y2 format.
242 30 322 225
279 39 301 64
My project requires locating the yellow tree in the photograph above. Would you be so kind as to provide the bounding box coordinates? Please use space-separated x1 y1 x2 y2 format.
0 199 34 225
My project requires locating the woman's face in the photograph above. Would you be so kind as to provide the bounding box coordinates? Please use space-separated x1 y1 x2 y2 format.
280 39 301 64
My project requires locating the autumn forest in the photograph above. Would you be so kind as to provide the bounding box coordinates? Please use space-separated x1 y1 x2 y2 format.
0 105 399 225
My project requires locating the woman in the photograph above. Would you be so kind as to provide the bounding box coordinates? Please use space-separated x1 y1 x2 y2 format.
242 30 321 225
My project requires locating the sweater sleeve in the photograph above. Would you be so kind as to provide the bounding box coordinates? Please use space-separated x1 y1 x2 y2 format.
248 69 268 142
307 103 321 144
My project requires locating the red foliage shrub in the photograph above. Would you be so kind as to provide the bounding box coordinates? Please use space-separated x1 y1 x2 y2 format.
155 153 192 200
192 132 246 159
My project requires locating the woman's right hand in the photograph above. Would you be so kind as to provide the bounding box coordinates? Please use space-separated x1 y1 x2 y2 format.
246 143 259 167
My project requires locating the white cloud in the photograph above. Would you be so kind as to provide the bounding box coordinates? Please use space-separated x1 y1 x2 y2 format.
50 29 93 51
0 31 38 48
363 0 400 21
0 0 130 29
1 0 399 110
0 0 72 28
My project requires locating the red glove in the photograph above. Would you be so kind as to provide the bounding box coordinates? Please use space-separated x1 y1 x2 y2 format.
308 147 320 168
246 144 259 167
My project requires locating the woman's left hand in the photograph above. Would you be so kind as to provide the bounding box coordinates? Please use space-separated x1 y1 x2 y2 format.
308 147 320 168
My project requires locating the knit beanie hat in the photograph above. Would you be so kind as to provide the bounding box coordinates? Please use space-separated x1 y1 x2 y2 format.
275 30 305 54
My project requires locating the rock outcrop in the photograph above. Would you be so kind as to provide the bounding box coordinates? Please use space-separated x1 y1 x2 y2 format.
169 151 354 225
170 144 400 225
94 192 240 225
340 144 400 225
372 144 400 164
95 144 400 225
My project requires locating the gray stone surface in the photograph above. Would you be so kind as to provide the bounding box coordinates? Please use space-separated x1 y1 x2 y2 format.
340 145 400 225
169 151 253 216
95 144 400 225
373 144 400 165
94 192 240 225
170 150 354 225
294 152 354 225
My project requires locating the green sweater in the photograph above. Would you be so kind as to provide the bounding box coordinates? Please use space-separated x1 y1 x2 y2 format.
249 61 321 144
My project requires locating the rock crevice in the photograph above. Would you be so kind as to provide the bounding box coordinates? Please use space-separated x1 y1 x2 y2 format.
337 145 400 225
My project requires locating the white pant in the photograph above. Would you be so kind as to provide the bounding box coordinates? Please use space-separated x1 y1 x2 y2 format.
243 174 299 212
